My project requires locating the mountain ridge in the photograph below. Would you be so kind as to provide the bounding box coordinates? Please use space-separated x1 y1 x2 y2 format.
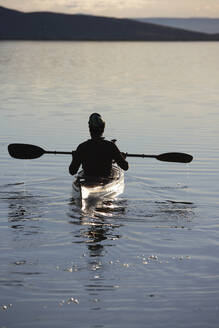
0 6 218 41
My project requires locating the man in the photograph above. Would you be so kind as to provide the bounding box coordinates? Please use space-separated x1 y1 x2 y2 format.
69 113 129 177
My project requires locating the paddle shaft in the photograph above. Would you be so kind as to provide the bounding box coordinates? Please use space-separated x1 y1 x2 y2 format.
126 154 157 158
45 150 72 155
46 152 155 158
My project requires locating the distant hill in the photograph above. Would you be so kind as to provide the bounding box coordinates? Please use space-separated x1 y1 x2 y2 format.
135 18 219 34
0 6 218 41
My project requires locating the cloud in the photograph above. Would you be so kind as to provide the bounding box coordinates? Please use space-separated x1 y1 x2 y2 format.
1 0 219 17
1 0 161 12
61 0 161 15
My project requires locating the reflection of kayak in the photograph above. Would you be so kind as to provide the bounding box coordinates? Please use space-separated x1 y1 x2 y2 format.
72 165 124 204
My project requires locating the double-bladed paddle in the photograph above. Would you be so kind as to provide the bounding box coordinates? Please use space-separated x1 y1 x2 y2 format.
8 143 193 163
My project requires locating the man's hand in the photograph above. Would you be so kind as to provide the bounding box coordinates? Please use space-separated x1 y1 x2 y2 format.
121 152 127 159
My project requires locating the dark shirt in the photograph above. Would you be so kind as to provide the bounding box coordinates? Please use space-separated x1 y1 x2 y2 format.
69 138 128 177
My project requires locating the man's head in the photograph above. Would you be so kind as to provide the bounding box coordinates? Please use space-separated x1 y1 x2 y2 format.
88 113 105 138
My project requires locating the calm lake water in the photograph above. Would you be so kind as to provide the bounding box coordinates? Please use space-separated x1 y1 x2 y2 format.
0 41 219 327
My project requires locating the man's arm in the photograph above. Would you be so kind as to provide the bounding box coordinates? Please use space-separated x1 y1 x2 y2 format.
69 151 81 175
113 145 129 171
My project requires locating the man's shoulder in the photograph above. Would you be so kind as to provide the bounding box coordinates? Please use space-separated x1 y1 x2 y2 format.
101 139 119 150
102 139 114 145
76 140 91 151
79 140 90 146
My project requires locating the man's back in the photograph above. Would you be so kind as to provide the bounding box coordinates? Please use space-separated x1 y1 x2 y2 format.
70 138 128 177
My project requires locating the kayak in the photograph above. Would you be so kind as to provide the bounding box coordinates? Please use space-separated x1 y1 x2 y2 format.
72 165 124 207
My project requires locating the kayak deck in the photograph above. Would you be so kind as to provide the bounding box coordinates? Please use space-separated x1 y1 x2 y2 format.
72 165 124 202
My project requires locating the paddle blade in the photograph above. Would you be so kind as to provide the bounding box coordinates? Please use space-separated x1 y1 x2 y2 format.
8 144 45 159
157 152 193 163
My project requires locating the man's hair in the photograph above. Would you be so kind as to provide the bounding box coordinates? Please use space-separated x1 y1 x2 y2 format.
88 113 105 138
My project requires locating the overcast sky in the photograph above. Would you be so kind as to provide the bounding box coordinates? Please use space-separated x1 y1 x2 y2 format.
1 0 219 17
